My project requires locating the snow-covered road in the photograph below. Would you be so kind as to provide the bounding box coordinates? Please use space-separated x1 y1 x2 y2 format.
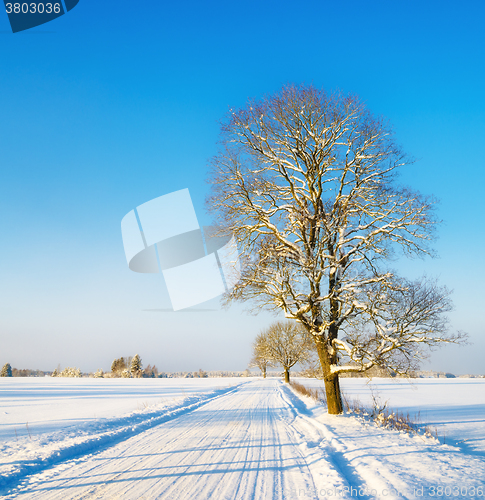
3 379 485 500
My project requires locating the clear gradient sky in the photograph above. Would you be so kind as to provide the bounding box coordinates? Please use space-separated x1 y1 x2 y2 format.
0 0 484 374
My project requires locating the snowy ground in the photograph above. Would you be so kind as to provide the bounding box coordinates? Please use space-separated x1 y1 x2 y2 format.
297 377 485 454
0 377 484 499
0 377 243 442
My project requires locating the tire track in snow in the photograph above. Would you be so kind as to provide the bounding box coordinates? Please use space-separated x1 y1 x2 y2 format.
273 384 319 497
277 383 374 500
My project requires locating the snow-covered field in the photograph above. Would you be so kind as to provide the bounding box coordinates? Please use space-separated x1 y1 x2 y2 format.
0 377 484 499
297 377 485 454
0 377 246 492
0 377 243 442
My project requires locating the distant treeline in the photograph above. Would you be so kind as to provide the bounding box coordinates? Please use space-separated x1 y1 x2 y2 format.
4 363 481 379
10 368 45 377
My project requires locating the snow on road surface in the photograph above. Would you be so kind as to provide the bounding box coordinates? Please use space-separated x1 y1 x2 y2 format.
2 379 484 500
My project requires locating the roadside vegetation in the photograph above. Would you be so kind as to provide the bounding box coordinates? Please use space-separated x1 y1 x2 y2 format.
290 379 440 441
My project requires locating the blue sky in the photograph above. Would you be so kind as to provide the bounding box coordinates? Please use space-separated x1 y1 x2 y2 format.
0 0 484 374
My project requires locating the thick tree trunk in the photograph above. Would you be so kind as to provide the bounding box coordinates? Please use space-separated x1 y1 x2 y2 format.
314 334 343 414
262 366 267 378
284 367 290 383
323 373 343 414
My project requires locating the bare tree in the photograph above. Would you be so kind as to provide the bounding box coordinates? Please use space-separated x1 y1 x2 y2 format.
249 332 275 378
207 84 465 414
255 321 313 383
336 277 465 375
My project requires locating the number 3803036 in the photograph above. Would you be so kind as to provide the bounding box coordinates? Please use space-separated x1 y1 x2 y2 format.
5 3 61 14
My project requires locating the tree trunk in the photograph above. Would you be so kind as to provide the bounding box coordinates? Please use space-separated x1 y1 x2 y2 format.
323 373 343 414
314 334 343 414
262 366 266 378
284 367 290 383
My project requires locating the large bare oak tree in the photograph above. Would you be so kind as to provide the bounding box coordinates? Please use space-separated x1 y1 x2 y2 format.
207 84 465 414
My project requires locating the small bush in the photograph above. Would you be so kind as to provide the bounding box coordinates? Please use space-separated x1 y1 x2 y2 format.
343 388 436 438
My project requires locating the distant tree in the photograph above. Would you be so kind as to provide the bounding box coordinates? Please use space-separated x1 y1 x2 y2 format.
59 367 82 378
1 363 12 377
121 369 131 378
52 364 61 378
130 354 142 377
49 367 81 378
143 364 157 378
249 333 275 378
257 321 313 383
94 369 104 378
111 357 128 376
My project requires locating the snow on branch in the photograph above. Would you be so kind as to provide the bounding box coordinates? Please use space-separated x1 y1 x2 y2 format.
330 277 467 375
